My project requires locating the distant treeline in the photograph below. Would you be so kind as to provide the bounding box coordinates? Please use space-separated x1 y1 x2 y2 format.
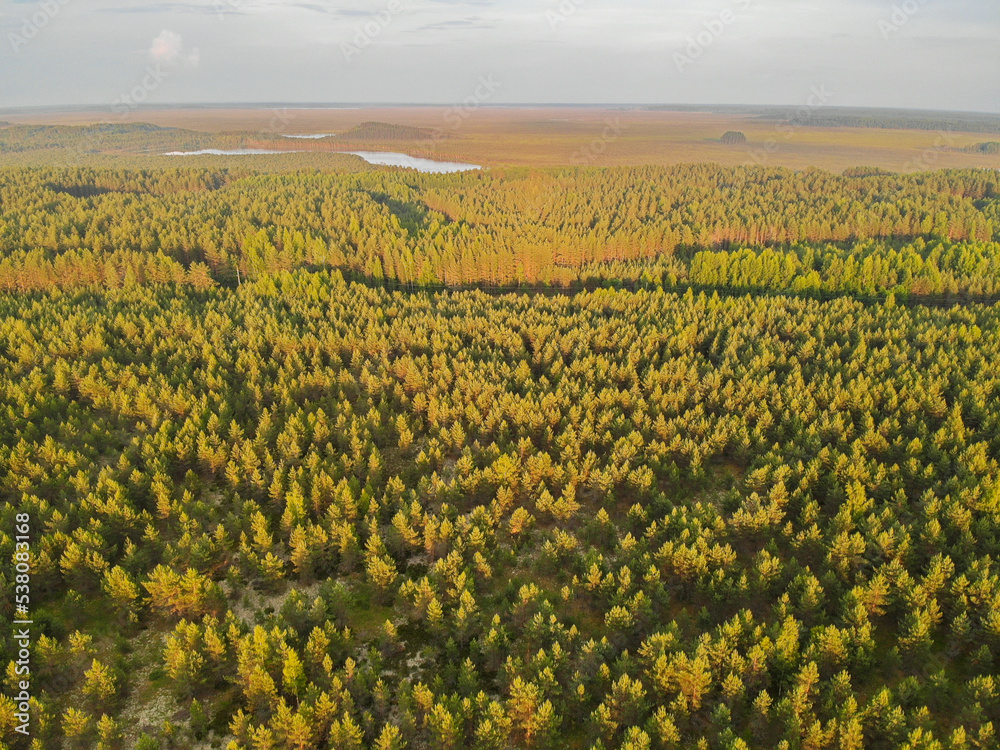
966 142 1000 155
0 122 451 164
0 123 216 154
337 121 440 141
646 105 1000 134
785 116 1000 134
0 163 999 302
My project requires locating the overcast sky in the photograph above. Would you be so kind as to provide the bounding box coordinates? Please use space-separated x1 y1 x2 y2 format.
1 0 998 112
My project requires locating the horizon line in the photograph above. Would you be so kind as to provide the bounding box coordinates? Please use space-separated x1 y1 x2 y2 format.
3 102 1000 118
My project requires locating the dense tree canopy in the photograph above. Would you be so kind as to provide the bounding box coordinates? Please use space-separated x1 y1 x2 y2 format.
2 152 1000 748
2 270 1000 749
0 164 998 296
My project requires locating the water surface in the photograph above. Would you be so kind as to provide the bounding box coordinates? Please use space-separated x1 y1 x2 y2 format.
347 151 481 173
163 149 301 156
161 148 481 173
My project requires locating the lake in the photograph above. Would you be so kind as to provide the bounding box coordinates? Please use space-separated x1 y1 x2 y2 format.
163 149 301 156
162 148 482 173
347 151 481 173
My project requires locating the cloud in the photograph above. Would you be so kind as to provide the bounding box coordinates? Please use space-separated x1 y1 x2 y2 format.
0 0 997 112
149 29 200 67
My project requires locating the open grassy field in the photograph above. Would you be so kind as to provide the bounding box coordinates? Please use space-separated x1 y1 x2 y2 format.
4 106 1000 172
